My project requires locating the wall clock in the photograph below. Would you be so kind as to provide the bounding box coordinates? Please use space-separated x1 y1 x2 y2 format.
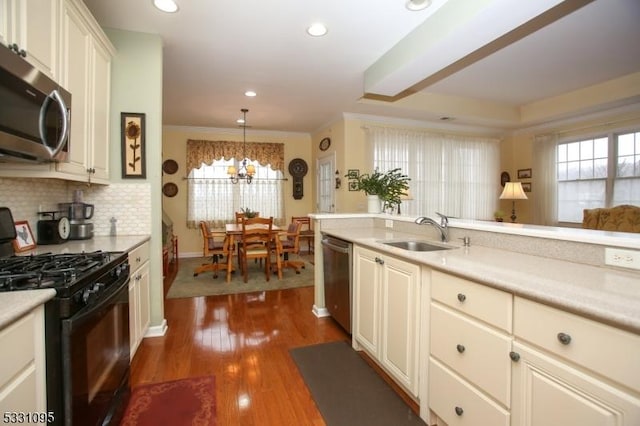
288 158 308 200
500 171 511 187
319 137 331 151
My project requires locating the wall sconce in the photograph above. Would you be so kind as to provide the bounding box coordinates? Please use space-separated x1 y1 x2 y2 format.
335 170 341 189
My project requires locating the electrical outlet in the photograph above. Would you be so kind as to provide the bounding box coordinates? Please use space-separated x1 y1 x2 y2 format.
385 220 393 229
605 248 640 270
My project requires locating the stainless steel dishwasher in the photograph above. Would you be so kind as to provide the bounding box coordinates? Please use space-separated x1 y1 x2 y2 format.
321 234 352 334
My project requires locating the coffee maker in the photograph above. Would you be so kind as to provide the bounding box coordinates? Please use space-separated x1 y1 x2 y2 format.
59 190 94 240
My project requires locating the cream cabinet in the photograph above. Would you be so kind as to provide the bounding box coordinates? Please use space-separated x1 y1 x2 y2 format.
0 0 59 79
56 0 113 184
0 305 47 417
428 270 513 425
511 296 640 426
128 241 150 359
353 245 421 397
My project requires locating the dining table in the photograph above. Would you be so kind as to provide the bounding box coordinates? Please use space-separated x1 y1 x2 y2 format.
225 223 284 279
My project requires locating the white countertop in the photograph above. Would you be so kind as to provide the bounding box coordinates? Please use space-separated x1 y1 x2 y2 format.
321 226 640 334
0 235 150 329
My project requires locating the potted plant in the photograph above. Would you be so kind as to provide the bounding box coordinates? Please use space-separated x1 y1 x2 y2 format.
350 168 410 213
241 207 258 218
494 210 505 222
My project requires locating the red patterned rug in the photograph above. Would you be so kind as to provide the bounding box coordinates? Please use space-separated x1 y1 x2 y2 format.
120 376 216 426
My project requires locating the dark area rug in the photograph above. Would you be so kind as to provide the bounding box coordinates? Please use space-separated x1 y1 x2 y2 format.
120 376 216 426
167 254 314 298
290 340 427 426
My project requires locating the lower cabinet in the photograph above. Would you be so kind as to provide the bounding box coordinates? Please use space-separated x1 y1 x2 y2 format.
128 241 150 359
353 245 421 397
511 296 640 426
428 271 640 426
0 305 47 416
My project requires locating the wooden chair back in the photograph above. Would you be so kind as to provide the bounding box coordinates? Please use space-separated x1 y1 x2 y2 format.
292 216 314 254
239 216 274 282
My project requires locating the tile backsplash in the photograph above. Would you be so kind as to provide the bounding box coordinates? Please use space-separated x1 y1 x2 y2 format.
0 178 151 237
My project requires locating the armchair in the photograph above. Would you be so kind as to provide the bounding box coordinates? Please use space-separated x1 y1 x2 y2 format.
193 221 234 281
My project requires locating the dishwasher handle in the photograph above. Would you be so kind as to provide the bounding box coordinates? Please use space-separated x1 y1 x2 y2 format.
321 237 351 254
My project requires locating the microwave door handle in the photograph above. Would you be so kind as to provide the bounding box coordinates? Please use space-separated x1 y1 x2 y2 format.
39 89 69 158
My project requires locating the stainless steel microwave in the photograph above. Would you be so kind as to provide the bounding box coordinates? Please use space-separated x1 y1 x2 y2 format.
0 43 70 163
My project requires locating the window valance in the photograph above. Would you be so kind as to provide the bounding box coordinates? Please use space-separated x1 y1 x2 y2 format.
186 140 284 173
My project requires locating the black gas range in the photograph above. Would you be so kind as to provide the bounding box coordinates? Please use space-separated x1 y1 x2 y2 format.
0 207 131 426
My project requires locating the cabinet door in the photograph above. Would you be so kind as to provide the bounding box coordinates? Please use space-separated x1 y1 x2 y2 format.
353 246 380 356
511 342 640 426
138 262 151 338
1 0 58 78
89 38 111 181
128 280 139 359
58 1 90 176
380 255 420 396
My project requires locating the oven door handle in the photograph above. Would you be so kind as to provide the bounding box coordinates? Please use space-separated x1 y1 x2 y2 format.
63 277 130 332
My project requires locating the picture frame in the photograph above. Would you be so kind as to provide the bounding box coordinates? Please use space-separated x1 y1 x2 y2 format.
348 181 359 191
517 168 532 179
121 112 146 179
521 182 531 192
13 220 36 252
347 169 359 179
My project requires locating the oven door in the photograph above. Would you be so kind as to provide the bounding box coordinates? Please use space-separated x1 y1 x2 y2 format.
61 278 130 426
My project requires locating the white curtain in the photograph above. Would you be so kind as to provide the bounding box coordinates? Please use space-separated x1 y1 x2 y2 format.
366 126 500 220
187 161 284 228
532 133 558 225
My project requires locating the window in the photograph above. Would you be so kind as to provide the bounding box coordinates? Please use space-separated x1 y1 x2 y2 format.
367 126 500 219
187 158 284 227
557 130 640 223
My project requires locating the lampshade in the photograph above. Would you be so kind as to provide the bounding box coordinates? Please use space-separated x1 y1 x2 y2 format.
227 165 237 175
499 182 528 200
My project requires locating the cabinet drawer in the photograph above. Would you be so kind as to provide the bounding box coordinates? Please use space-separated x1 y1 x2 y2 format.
429 358 510 426
514 296 640 393
0 313 35 387
431 303 512 407
432 270 512 332
128 241 150 270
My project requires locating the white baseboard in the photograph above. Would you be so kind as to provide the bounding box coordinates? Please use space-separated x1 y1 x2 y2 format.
144 319 168 337
312 305 330 318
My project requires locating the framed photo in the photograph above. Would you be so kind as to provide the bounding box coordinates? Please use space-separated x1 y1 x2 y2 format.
517 168 532 179
121 112 146 179
347 169 359 179
348 181 359 191
522 182 531 192
13 220 36 252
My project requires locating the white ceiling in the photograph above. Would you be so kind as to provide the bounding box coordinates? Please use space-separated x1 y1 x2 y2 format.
82 0 640 133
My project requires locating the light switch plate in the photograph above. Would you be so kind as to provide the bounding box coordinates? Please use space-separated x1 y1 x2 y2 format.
605 248 640 270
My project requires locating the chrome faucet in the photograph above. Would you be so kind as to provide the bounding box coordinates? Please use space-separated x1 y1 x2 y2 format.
415 212 450 242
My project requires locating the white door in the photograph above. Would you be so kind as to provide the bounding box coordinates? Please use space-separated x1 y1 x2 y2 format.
316 154 335 212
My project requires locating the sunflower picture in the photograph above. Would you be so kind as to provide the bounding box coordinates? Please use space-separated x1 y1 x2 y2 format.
121 113 146 178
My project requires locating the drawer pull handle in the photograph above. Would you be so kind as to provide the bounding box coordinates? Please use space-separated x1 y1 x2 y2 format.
557 332 572 345
375 257 385 265
456 344 465 353
455 406 464 416
509 351 520 362
457 293 466 302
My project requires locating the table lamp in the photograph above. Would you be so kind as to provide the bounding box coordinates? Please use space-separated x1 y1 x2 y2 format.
499 182 528 222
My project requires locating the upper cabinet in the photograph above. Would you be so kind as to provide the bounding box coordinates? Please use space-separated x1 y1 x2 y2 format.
0 0 59 79
56 0 114 184
0 0 114 184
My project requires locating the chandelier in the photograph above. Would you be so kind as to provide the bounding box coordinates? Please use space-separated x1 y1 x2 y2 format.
227 108 256 184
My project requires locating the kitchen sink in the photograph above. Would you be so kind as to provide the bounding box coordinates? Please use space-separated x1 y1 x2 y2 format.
382 240 455 252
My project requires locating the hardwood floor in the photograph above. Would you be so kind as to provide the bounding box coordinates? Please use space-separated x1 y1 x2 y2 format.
131 263 349 425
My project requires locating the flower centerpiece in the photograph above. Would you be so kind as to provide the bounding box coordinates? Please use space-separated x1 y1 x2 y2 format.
350 168 410 213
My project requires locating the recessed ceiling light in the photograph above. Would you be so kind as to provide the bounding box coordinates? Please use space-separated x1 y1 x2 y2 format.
153 0 179 13
307 23 328 37
405 0 431 11
244 90 257 97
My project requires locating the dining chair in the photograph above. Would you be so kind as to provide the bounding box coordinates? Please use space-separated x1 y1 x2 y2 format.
292 216 314 254
238 216 279 283
276 221 305 274
193 221 234 281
